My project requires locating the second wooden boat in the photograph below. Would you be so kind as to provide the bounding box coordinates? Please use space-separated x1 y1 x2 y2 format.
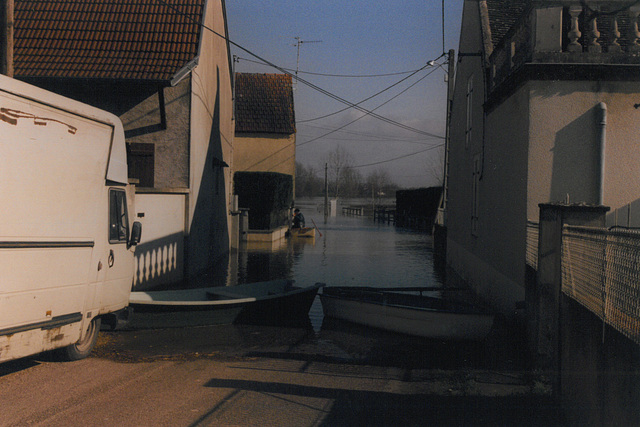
319 286 494 341
289 227 316 238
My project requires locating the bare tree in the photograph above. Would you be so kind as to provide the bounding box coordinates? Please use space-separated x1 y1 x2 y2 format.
365 168 395 205
326 145 354 198
425 147 445 187
295 162 323 197
339 166 362 198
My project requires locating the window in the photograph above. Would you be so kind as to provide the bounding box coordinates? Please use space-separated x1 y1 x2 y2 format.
472 155 481 235
465 75 473 148
109 189 129 243
127 142 154 187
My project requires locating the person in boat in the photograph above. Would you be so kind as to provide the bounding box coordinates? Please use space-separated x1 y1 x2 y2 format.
291 208 305 229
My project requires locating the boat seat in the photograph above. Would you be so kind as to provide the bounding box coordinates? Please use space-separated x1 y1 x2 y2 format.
206 289 246 299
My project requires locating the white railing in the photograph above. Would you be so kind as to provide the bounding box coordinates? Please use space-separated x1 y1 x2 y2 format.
490 2 640 90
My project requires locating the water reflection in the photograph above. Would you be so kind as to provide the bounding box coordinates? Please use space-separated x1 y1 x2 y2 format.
231 198 444 330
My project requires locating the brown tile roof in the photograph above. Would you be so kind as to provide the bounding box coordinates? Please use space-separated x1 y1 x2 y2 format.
234 73 295 135
485 0 530 49
14 0 205 81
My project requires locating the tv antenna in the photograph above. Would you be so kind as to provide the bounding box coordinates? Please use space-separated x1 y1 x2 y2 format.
293 36 322 86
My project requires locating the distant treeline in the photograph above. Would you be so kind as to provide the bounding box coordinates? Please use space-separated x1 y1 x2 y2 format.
295 162 400 199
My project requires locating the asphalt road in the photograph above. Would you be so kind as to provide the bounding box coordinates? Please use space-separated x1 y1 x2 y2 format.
0 319 564 426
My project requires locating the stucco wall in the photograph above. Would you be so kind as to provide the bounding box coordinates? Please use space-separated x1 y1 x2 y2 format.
185 0 235 278
446 0 484 246
133 192 187 290
233 133 295 175
447 0 527 314
528 80 640 224
120 81 191 188
480 87 530 309
447 1 640 315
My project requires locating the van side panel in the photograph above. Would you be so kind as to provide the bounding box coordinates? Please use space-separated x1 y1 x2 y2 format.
0 85 127 362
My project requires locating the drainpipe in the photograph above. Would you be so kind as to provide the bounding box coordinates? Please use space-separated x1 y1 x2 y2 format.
597 102 607 205
1 0 14 77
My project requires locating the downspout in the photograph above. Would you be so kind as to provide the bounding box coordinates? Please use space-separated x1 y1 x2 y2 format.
597 102 606 205
1 0 14 77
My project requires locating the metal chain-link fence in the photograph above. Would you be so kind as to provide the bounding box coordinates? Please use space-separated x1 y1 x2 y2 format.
562 225 640 345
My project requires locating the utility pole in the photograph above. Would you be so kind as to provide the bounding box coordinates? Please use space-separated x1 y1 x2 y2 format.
324 163 328 223
1 0 14 77
231 55 239 121
439 49 456 225
293 37 321 87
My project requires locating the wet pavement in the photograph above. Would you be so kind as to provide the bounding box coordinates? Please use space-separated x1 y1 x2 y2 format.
78 310 564 426
0 293 565 426
1 203 564 425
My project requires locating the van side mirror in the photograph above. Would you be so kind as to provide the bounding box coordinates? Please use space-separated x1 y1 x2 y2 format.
129 221 142 247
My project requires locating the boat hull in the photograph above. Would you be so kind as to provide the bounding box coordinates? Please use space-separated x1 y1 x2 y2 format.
289 227 316 238
319 287 494 341
235 285 321 325
128 280 323 328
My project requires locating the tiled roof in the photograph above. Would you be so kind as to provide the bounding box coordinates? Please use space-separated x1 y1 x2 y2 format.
485 0 530 49
14 0 205 81
234 73 295 135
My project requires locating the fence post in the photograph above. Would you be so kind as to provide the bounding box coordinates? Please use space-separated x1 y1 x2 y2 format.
532 204 609 387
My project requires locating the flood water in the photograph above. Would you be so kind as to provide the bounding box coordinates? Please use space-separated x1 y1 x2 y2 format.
97 197 527 374
233 198 444 331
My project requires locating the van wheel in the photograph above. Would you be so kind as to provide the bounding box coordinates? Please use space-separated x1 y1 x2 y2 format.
56 318 101 361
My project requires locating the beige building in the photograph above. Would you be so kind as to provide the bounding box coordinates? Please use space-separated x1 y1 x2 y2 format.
445 0 640 315
13 0 235 290
233 73 296 180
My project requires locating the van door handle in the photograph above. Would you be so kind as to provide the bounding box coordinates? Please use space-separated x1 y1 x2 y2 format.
108 250 115 267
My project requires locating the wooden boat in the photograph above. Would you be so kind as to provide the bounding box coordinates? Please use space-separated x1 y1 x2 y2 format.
319 286 494 341
289 227 316 238
128 279 323 328
207 280 324 325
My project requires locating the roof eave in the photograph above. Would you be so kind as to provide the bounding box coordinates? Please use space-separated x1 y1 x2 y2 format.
171 57 200 86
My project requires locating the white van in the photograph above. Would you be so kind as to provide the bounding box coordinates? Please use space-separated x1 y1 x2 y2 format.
0 75 141 362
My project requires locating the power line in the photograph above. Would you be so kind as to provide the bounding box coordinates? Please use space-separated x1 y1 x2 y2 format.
256 64 445 172
156 0 440 137
297 60 445 123
296 133 442 145
236 56 424 78
297 65 445 148
298 123 431 142
442 0 446 55
350 143 444 169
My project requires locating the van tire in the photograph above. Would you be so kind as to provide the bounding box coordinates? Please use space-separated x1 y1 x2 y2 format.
56 317 101 361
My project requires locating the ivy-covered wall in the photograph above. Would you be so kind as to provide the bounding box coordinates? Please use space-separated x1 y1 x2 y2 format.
234 172 293 230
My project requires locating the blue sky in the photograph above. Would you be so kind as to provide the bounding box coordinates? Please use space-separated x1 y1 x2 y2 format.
226 1 464 188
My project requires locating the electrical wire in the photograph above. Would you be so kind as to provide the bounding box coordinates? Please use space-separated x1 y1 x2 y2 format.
351 143 444 169
442 0 446 55
298 123 431 142
236 56 423 78
156 0 440 138
298 65 445 148
296 132 442 145
297 59 444 123
242 58 445 172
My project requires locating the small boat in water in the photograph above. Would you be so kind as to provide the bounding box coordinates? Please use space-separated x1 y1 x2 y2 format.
289 227 316 238
319 286 494 341
128 279 323 328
